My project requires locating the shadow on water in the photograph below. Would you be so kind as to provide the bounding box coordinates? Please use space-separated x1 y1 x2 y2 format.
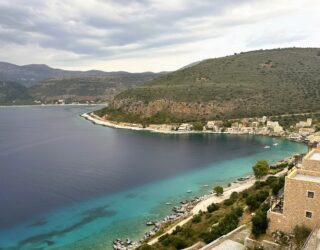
28 219 48 228
17 205 116 249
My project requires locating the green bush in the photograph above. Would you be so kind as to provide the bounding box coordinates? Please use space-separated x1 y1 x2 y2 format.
246 190 269 211
293 225 311 248
201 207 243 244
253 160 269 179
207 203 219 213
224 192 239 206
213 186 224 196
192 122 204 131
192 214 202 224
271 177 285 195
137 244 155 250
252 208 269 237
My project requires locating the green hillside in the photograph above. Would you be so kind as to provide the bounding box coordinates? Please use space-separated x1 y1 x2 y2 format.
28 73 159 102
98 48 320 123
0 81 32 105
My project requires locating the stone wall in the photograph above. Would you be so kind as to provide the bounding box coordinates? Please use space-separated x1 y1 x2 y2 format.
244 237 281 250
268 175 320 234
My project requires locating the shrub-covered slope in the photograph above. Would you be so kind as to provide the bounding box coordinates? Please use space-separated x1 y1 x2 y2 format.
100 48 320 123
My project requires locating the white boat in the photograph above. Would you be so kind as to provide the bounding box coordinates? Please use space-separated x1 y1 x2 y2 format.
187 190 192 193
165 202 172 205
203 184 209 187
264 145 270 149
273 143 279 146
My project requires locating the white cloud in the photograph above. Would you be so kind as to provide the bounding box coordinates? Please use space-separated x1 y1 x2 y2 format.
0 0 319 72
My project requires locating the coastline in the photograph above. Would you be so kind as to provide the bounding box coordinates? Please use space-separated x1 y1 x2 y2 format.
81 112 254 135
147 175 257 245
81 111 306 249
0 104 105 108
146 166 290 246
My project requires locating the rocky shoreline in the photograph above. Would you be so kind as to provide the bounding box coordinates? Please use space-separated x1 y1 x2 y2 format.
112 156 298 250
81 112 307 250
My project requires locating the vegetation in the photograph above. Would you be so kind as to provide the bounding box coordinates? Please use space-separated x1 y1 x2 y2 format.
192 122 204 131
251 203 270 237
200 207 243 244
252 160 269 179
29 73 160 102
246 190 269 211
207 203 219 213
98 48 320 124
0 61 163 105
137 166 283 250
213 186 224 196
293 225 311 248
0 81 33 105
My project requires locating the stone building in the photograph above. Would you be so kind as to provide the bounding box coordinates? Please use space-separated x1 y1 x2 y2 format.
268 147 320 233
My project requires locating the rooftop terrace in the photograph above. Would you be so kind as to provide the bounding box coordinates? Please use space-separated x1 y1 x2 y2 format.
310 152 320 161
292 173 320 183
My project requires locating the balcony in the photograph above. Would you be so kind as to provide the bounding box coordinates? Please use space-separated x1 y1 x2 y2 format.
270 188 284 214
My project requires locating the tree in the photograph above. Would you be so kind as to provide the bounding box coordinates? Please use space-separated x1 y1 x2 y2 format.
253 160 269 179
213 186 224 196
192 122 204 131
251 209 268 237
207 203 219 213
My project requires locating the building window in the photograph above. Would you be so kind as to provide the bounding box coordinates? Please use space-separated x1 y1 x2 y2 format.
306 211 312 218
308 191 315 198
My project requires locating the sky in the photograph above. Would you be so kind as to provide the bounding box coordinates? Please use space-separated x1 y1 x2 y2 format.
0 0 319 72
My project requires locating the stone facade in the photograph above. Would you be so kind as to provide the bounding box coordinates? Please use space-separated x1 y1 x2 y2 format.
268 147 320 234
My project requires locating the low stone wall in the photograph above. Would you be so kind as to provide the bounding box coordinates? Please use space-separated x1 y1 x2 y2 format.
200 225 246 250
182 242 204 250
245 237 281 250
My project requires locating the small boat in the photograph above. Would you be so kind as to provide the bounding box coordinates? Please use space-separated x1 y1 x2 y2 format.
273 143 279 146
165 202 172 205
264 145 270 149
146 221 155 226
203 184 209 187
187 190 192 193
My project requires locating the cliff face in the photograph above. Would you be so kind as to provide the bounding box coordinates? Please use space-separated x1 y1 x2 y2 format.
109 97 258 121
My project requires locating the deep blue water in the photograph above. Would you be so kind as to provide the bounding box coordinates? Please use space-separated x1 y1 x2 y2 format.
0 106 307 249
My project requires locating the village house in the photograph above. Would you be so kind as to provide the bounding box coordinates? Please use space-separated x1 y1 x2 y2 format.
206 121 222 132
299 127 316 137
178 123 192 131
266 121 284 134
296 118 313 128
268 146 320 233
307 132 320 144
257 116 267 124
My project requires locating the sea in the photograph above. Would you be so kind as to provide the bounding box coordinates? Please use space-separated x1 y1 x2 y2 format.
0 105 307 249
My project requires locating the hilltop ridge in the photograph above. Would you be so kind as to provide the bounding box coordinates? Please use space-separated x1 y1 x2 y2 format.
97 48 320 124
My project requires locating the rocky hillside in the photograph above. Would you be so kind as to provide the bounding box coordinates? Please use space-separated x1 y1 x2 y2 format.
98 48 320 123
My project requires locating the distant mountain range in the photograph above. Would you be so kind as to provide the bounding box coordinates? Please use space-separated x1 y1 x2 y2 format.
98 47 320 123
0 62 164 105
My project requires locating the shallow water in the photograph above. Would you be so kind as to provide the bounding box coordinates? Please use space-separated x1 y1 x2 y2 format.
0 106 307 249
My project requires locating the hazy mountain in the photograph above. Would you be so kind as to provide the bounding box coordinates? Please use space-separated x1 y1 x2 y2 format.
0 62 164 104
0 62 162 88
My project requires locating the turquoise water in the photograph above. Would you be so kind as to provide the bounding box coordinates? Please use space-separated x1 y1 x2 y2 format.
0 107 307 250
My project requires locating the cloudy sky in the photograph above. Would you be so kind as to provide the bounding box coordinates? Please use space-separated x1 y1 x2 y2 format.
0 0 319 72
